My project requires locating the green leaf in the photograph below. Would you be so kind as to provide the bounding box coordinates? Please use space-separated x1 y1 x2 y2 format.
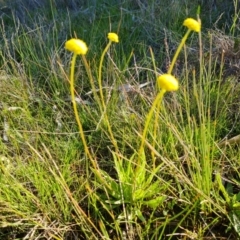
135 151 147 186
113 153 132 183
235 192 240 202
230 212 240 238
105 199 124 205
143 195 167 209
92 168 121 199
144 163 163 187
133 188 146 201
143 180 162 199
135 208 146 222
126 153 135 179
121 182 134 202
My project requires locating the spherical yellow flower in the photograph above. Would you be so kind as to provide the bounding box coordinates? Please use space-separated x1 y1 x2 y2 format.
157 74 179 91
183 18 201 32
108 32 119 43
65 38 88 55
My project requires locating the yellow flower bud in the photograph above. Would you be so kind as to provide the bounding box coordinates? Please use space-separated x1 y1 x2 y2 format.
108 32 119 43
183 18 201 32
65 38 88 55
157 74 179 91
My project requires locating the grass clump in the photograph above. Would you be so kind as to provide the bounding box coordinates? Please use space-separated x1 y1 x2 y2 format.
0 0 240 239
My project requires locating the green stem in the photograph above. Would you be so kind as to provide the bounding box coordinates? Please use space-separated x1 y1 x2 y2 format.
70 53 96 167
98 41 112 110
138 89 166 159
151 98 162 169
167 29 191 75
97 40 119 152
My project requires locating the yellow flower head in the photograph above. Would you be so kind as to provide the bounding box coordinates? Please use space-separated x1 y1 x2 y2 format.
183 18 201 32
65 38 88 55
157 74 179 92
108 32 119 43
